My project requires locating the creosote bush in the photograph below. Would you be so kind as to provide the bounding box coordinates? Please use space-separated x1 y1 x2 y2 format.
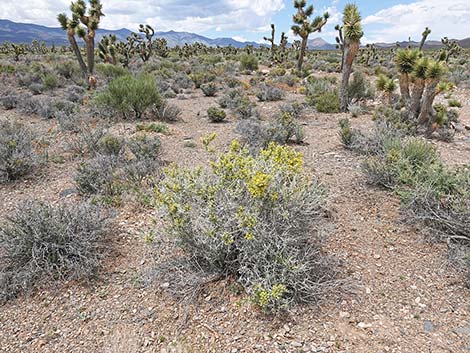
0 201 111 303
0 121 38 182
239 54 259 72
94 74 162 119
156 141 337 312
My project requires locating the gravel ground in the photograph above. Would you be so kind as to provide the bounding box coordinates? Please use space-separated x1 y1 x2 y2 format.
0 84 469 353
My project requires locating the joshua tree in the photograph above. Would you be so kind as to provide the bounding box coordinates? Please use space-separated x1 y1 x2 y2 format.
58 0 104 87
57 12 87 75
291 0 329 72
98 34 117 65
116 35 137 68
338 3 363 112
417 60 446 126
134 24 155 62
419 27 431 51
280 32 288 61
408 57 429 121
11 44 26 61
437 37 462 63
335 24 344 71
263 24 277 61
395 48 419 103
376 74 397 105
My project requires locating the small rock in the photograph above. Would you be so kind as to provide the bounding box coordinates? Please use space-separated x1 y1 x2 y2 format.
357 322 372 329
339 311 350 319
291 341 303 347
423 320 435 333
59 188 78 198
454 326 470 336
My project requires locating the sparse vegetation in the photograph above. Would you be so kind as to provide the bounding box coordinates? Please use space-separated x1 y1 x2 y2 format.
0 201 111 303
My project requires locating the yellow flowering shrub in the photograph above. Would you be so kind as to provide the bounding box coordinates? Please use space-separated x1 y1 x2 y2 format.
156 140 334 313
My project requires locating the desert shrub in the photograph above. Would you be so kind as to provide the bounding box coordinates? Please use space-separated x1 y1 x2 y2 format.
218 89 243 109
29 82 44 95
256 83 284 102
347 71 374 104
307 77 340 113
201 82 217 97
42 73 59 90
93 74 162 119
156 141 337 312
0 93 31 110
55 60 79 79
152 100 181 121
207 107 226 123
234 100 259 120
348 103 363 117
362 137 441 189
226 77 241 88
0 121 37 182
19 95 77 119
98 135 126 156
65 85 85 103
189 72 205 88
75 135 162 200
314 92 340 113
172 72 193 92
276 74 297 87
75 155 121 196
0 201 110 303
239 54 259 72
68 121 107 155
96 63 128 80
136 122 170 134
342 113 469 283
236 107 305 152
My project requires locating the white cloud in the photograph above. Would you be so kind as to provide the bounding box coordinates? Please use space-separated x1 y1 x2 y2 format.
232 35 247 42
0 0 285 34
363 0 470 42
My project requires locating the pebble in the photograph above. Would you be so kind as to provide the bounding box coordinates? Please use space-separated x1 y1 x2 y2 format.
423 320 435 332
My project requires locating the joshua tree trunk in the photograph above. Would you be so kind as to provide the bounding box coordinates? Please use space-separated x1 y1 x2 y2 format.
297 37 307 72
408 78 425 121
417 80 438 125
340 41 359 112
399 73 410 102
67 31 87 77
85 32 95 76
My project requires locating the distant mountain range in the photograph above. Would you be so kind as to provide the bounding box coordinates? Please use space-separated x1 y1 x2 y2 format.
1 19 469 50
0 19 261 48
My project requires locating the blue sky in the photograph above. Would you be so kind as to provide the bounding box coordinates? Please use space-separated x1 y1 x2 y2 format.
1 0 469 43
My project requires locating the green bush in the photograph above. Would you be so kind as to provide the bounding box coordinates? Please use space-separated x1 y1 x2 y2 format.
94 74 162 119
207 107 226 122
96 63 129 79
156 141 337 312
239 54 259 72
42 73 59 90
314 92 340 113
0 201 110 303
307 77 340 113
363 137 441 189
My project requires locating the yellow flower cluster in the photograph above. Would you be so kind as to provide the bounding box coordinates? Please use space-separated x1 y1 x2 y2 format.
261 142 303 174
252 284 287 310
247 171 272 198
